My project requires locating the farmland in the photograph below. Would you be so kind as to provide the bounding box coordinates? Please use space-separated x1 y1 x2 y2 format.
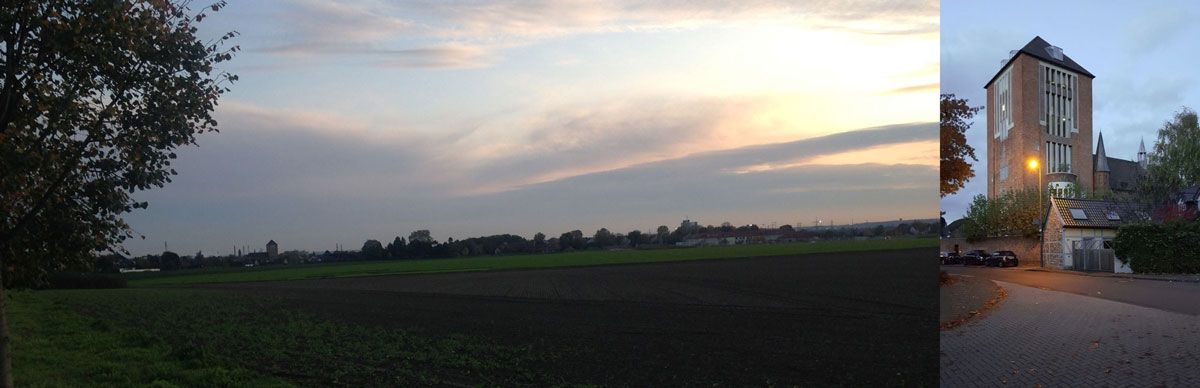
16 241 938 386
127 238 937 287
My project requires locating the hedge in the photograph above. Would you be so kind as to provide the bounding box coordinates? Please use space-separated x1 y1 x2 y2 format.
44 272 128 289
1115 221 1200 273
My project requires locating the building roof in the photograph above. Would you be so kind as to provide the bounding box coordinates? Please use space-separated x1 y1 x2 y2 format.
986 36 1095 89
1094 132 1110 172
1176 185 1200 204
267 240 277 246
1106 157 1144 192
1048 197 1149 229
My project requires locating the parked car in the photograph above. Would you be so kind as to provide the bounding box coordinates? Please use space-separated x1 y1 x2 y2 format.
962 250 990 266
987 250 1019 267
940 252 962 265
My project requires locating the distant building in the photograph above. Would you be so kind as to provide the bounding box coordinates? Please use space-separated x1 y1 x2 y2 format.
267 240 278 260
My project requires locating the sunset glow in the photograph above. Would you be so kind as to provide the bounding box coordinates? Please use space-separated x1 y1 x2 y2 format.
123 0 939 255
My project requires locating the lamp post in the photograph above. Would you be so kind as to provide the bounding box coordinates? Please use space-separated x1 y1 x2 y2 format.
1028 158 1041 211
1029 158 1043 267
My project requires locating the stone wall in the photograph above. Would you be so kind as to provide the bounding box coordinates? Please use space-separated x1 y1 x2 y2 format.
940 236 1042 267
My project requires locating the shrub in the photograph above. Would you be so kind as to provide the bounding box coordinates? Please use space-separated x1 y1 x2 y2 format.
45 272 129 289
1115 221 1200 273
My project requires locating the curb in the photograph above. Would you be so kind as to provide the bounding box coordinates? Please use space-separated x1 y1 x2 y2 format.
1022 267 1200 283
940 276 1007 331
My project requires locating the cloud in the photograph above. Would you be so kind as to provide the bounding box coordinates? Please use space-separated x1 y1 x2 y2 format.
1121 6 1196 56
887 82 939 94
266 0 411 52
255 0 937 68
445 95 854 193
374 44 494 69
125 121 937 255
417 0 935 39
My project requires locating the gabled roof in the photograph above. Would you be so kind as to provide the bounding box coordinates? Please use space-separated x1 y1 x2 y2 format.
985 36 1095 89
1176 186 1200 204
1048 197 1149 229
1106 157 1144 192
267 240 277 245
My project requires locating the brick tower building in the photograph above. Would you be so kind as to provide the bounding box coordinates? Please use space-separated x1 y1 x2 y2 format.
985 36 1095 198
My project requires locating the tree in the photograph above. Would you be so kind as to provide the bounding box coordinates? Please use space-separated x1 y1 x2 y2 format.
558 232 574 251
0 2 236 383
387 236 406 259
94 253 121 273
532 232 546 251
999 189 1041 238
961 195 997 242
568 229 583 251
941 94 982 197
593 228 615 248
626 230 643 247
407 230 434 257
655 225 669 243
361 240 385 260
1143 107 1200 202
160 251 181 271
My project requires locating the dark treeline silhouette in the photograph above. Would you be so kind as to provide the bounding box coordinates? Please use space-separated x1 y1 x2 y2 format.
109 219 937 271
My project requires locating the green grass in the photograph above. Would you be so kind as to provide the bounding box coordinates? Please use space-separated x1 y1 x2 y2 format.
129 238 936 287
9 290 292 387
10 289 568 387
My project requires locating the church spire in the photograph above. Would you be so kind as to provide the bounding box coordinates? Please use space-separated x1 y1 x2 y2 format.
1138 138 1148 168
1094 131 1110 172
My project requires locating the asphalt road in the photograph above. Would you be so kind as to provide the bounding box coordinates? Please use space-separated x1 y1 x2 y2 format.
942 265 1200 315
202 248 939 386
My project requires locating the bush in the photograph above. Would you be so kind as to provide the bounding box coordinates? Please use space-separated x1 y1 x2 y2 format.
1115 221 1200 273
45 272 128 289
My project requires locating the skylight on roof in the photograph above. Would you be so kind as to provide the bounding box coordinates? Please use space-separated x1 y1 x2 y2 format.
1046 45 1064 61
1069 208 1087 220
1106 211 1120 221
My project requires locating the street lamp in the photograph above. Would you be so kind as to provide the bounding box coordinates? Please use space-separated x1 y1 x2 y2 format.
1028 158 1041 211
1028 158 1043 267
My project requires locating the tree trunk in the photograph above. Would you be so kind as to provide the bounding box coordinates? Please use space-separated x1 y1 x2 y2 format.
0 257 12 388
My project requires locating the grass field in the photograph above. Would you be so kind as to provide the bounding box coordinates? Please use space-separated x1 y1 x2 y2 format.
10 289 568 387
128 238 936 287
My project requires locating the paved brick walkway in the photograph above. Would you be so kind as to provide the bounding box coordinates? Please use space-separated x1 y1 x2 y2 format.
941 281 1200 387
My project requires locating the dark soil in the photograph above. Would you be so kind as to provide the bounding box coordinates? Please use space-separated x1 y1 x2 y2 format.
198 247 939 386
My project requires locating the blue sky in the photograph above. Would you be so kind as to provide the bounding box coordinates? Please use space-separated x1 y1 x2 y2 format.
123 0 938 256
941 0 1200 221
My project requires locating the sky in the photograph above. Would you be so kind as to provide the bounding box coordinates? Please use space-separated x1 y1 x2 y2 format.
940 0 1200 221
123 0 939 256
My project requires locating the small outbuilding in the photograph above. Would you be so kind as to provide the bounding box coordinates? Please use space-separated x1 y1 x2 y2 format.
1041 197 1148 273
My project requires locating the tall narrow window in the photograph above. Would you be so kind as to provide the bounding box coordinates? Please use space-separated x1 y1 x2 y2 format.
994 68 1012 139
1040 62 1078 138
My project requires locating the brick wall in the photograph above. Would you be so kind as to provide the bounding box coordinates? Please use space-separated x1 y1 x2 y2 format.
1042 208 1065 268
940 236 1042 267
986 53 1095 199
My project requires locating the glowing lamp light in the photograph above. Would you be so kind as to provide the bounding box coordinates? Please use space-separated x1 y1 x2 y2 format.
1028 159 1038 170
